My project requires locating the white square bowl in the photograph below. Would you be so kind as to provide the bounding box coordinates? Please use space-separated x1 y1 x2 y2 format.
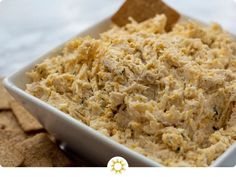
3 16 236 167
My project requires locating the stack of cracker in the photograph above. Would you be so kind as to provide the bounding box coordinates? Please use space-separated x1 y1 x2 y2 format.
0 79 89 167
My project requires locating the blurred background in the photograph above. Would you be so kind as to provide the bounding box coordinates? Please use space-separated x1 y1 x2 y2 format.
0 0 236 76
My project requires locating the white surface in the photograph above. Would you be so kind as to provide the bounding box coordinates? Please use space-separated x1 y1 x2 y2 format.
3 16 236 167
0 0 236 76
0 168 236 177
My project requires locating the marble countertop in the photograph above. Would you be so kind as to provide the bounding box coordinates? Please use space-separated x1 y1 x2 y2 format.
0 0 236 76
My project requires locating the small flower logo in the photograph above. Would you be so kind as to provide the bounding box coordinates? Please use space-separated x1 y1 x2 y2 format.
107 156 128 174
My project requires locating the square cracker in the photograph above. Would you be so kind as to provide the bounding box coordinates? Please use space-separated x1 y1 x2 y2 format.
0 142 24 167
16 133 72 167
0 129 26 145
0 111 27 145
11 101 43 132
112 0 180 31
0 111 25 133
0 79 13 110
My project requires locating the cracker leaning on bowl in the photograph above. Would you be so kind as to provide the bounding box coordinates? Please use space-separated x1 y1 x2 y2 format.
112 0 180 31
